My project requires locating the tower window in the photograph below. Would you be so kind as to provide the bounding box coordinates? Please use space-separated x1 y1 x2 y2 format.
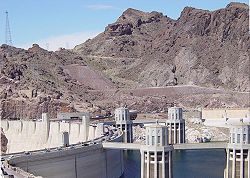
243 134 246 142
158 136 161 144
237 134 240 143
152 136 155 145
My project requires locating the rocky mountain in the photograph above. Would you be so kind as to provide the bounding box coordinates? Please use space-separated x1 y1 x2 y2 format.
0 44 92 119
0 3 249 120
74 2 249 92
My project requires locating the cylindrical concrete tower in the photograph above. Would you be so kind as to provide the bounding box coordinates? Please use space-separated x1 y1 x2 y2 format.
224 124 250 178
115 107 133 143
166 107 185 144
140 124 173 178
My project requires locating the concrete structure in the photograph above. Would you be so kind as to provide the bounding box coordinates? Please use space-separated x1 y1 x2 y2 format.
103 141 227 151
224 124 250 178
173 142 227 150
103 119 166 128
202 108 250 120
1 113 94 153
95 123 105 138
57 112 90 120
61 132 69 147
115 107 133 143
204 117 250 128
3 108 249 178
82 114 90 141
203 109 250 130
103 142 141 150
140 124 173 178
166 107 185 144
1 127 124 178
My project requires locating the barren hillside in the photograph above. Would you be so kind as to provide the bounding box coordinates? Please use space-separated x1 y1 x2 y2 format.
0 3 249 119
75 2 250 92
0 44 95 119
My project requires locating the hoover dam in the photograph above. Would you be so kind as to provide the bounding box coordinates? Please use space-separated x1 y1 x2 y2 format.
1 107 250 178
1 112 124 178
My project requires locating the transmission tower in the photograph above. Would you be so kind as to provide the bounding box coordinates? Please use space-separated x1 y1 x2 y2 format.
5 11 13 45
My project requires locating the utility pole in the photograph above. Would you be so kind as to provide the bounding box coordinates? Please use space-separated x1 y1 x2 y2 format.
5 11 13 45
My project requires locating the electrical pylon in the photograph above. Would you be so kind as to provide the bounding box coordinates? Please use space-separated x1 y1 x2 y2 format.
5 11 13 45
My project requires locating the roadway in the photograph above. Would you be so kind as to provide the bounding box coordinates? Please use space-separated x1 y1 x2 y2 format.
173 142 227 150
102 142 141 150
103 119 166 126
102 142 228 150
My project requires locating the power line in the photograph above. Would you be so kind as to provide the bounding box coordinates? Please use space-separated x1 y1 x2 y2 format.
5 11 13 45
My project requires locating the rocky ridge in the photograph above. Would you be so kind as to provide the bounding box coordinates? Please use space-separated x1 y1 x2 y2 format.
0 3 249 119
75 2 249 92
0 44 88 119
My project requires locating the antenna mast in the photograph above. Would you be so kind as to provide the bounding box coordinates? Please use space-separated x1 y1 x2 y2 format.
5 11 13 45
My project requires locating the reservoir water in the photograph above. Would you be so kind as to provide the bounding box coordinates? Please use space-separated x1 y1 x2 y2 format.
123 149 226 178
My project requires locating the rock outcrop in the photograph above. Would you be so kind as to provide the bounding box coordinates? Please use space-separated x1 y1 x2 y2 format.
1 128 8 154
0 44 97 119
75 3 249 92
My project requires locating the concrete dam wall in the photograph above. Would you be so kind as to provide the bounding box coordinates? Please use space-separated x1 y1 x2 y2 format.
2 125 125 178
1 118 103 153
8 144 124 178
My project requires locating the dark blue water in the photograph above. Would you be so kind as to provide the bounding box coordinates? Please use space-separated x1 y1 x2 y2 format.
123 150 226 178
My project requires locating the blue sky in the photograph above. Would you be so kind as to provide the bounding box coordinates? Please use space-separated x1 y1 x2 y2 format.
1 0 249 50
